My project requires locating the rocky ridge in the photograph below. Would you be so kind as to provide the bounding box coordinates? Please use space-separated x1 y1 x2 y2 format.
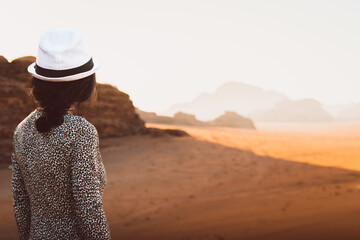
136 108 256 129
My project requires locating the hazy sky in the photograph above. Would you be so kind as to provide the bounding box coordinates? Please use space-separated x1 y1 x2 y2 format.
2 0 360 114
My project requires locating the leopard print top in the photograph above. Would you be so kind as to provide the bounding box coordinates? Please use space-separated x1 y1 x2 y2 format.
11 108 111 239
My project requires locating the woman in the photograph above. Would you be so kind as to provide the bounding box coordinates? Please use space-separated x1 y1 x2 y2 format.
11 29 111 239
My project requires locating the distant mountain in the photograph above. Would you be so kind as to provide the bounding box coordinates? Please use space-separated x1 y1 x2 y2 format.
164 81 287 121
136 108 256 129
249 99 333 122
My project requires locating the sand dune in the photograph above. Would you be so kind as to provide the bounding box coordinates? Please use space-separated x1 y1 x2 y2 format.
1 123 360 239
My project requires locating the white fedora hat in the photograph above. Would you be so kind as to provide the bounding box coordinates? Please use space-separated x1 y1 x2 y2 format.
28 29 101 82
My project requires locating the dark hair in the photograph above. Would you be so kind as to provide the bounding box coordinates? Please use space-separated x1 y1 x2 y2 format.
29 74 96 133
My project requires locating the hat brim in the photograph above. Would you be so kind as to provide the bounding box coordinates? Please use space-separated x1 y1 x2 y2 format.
27 59 101 82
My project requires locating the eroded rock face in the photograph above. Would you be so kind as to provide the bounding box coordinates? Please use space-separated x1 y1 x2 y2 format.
0 56 188 167
82 83 147 138
0 56 37 167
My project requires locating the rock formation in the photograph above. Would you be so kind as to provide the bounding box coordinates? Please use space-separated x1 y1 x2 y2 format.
136 108 206 126
135 108 174 124
173 112 207 126
0 56 37 168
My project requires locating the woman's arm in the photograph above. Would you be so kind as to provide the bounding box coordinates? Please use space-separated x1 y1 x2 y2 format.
11 151 31 240
70 123 111 239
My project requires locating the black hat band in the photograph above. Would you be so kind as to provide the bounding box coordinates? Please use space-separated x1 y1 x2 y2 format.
35 58 94 78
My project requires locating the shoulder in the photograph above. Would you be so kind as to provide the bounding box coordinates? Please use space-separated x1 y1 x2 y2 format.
65 114 99 140
66 115 100 153
13 108 40 138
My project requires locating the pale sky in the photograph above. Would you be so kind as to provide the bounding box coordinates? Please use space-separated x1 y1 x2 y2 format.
2 0 360 114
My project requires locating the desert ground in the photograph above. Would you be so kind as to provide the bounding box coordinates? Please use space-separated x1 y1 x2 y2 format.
1 121 360 239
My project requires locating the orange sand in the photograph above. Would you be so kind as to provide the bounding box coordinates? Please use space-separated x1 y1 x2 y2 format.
148 121 360 171
1 122 360 239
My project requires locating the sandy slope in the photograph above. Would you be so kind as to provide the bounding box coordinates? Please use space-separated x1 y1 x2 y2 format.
1 123 360 239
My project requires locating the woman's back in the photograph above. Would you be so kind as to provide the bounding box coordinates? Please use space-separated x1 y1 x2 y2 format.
12 108 111 239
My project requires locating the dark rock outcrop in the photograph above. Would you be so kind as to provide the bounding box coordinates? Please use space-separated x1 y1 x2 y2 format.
0 56 38 167
140 127 189 137
82 84 146 138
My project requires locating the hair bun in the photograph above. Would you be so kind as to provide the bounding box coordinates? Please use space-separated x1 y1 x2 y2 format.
36 108 65 133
